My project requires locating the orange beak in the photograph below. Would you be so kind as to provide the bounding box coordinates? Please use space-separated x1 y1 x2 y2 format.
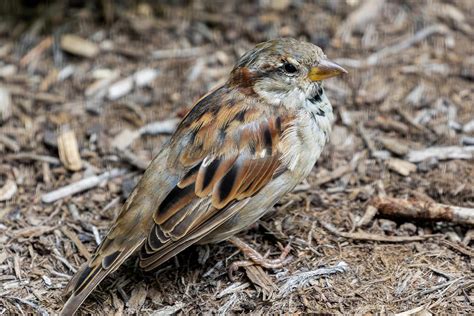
308 59 347 81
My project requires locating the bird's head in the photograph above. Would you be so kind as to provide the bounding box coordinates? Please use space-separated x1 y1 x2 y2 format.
229 38 347 107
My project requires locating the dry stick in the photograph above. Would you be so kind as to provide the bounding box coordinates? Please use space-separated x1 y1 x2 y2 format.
151 46 208 60
371 196 474 225
41 168 127 203
19 36 53 67
319 221 439 242
366 24 449 65
60 227 91 260
438 239 474 257
6 84 65 104
117 149 149 170
314 150 366 186
407 145 474 162
0 134 20 152
357 123 377 157
336 24 449 68
6 152 60 165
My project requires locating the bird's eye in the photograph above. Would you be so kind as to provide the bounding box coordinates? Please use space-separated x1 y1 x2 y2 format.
283 62 297 74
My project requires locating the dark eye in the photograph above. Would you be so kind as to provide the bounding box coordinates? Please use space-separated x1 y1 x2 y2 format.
283 62 297 74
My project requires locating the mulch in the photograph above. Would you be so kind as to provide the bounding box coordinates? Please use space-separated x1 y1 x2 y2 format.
0 0 473 314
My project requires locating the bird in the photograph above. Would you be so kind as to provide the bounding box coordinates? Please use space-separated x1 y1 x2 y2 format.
60 37 347 315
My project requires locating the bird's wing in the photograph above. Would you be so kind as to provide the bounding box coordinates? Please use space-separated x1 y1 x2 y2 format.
61 86 293 315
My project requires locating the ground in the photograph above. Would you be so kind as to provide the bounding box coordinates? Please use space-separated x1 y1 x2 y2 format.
0 0 473 315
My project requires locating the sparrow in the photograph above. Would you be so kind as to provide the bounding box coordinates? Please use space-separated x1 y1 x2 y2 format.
61 38 347 315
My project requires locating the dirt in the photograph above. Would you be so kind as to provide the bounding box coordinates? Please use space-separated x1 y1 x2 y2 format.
0 0 473 314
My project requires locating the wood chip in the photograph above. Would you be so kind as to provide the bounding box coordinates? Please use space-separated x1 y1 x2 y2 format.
111 129 140 151
108 76 134 100
127 283 147 313
60 227 91 260
356 205 378 227
138 118 180 136
463 119 474 133
0 86 12 122
0 134 20 152
60 34 99 58
386 158 417 176
378 136 410 156
244 265 277 300
133 68 159 87
57 127 82 171
0 179 17 201
19 36 53 67
85 70 120 97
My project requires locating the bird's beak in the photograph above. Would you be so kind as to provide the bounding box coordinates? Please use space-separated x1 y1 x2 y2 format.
308 59 347 81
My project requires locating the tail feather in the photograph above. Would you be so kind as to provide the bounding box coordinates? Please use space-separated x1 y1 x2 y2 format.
60 243 143 316
60 265 110 316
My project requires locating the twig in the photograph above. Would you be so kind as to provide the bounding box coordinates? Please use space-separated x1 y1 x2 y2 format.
319 221 439 242
336 24 449 68
335 0 386 44
396 108 433 134
0 135 20 152
19 36 53 67
314 151 365 186
6 153 60 165
371 196 474 225
151 46 208 60
278 261 349 296
138 118 180 135
6 84 65 103
438 239 474 257
215 282 250 299
117 149 150 170
356 205 378 228
0 179 17 201
41 168 128 203
366 24 449 65
407 146 474 162
60 227 91 260
357 123 377 157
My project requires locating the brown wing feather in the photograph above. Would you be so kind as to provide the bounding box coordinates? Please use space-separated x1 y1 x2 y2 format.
141 96 290 271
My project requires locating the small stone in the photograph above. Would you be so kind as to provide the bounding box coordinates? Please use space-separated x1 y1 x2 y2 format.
379 219 397 234
463 119 474 133
417 157 439 172
122 177 138 199
399 223 417 236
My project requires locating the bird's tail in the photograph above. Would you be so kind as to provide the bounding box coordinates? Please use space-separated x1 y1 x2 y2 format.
60 242 143 316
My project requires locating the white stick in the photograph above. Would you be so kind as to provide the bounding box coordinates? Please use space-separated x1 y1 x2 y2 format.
42 168 127 203
407 146 474 162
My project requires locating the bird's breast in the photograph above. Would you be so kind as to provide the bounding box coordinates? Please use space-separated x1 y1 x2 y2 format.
280 98 333 180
